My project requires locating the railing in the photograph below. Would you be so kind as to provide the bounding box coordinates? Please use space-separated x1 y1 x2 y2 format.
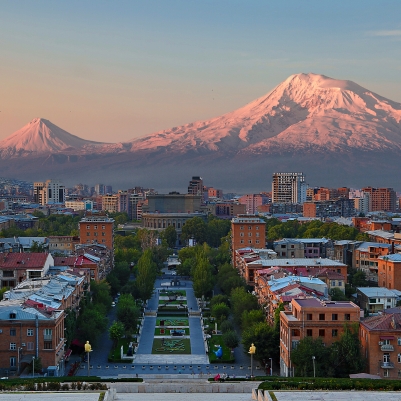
381 361 394 368
44 334 52 341
381 344 394 351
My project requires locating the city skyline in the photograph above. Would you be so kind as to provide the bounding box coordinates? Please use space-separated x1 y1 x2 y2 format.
1 1 401 142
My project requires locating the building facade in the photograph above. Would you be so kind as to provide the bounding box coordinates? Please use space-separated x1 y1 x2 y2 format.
272 172 307 204
78 212 114 250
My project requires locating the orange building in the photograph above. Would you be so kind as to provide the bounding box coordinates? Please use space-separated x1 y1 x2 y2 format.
360 311 401 379
377 254 401 290
79 211 114 250
303 202 316 217
362 187 397 212
231 215 266 264
279 298 361 376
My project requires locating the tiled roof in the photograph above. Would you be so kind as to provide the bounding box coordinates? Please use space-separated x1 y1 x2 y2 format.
362 313 401 331
53 256 77 266
0 253 49 269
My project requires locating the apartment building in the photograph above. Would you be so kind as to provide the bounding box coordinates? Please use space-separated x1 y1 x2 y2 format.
238 194 268 214
356 287 398 313
377 254 401 290
360 311 401 379
362 187 397 212
78 212 114 250
34 180 65 205
272 172 307 204
0 305 65 377
231 215 266 265
48 236 80 255
280 298 361 377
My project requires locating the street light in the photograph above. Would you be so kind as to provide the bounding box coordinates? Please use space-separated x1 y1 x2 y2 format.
312 355 316 378
269 357 273 376
32 356 35 378
248 343 256 378
84 341 92 377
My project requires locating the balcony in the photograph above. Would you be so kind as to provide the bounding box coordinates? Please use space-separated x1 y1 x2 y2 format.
381 361 395 369
381 344 394 352
44 334 53 341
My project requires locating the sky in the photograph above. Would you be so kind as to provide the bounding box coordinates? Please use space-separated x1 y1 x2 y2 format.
1 0 400 143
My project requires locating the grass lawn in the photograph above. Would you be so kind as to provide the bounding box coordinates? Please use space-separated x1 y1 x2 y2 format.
152 338 191 354
158 300 187 305
109 338 135 361
156 317 189 326
208 335 234 363
154 327 190 335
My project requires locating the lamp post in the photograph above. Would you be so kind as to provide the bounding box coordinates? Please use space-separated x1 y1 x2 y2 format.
32 356 35 378
248 343 256 378
269 357 273 376
312 355 316 378
84 341 92 377
17 347 23 376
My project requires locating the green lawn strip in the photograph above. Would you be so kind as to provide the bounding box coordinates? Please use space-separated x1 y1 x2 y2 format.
155 327 189 335
156 318 189 326
269 391 278 401
158 300 187 305
208 334 234 363
108 338 134 362
157 306 188 312
151 338 191 354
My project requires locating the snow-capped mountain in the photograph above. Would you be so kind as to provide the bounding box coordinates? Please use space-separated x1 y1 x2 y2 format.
0 73 400 191
127 73 401 154
0 118 107 157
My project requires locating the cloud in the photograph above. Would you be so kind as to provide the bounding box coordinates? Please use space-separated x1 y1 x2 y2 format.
369 30 401 37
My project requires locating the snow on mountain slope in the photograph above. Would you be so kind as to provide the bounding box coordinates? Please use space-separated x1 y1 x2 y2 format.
127 73 401 154
0 118 107 157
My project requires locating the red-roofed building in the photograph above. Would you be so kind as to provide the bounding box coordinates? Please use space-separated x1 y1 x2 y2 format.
0 253 54 288
360 311 401 379
54 255 100 281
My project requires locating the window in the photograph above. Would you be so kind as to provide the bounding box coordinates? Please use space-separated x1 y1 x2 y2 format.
10 357 16 368
256 226 259 230
27 329 34 336
384 369 389 378
27 342 34 351
240 240 244 244
248 240 252 244
383 353 390 363
332 329 338 337
248 226 252 230
240 226 244 230
306 314 313 321
248 232 252 237
345 314 351 321
10 329 16 336
319 314 325 321
102 239 106 243
44 328 52 340
86 225 90 229
102 225 105 229
102 232 105 236
398 338 401 346
94 225 97 229
398 370 401 378
3 270 13 277
44 341 52 350
10 343 16 350
332 314 338 321
292 340 299 349
306 329 312 337
256 232 259 237
87 232 90 236
331 281 336 287
319 329 325 337
94 232 98 236
240 233 244 237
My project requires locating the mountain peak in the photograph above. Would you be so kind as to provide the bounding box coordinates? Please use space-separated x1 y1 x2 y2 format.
0 118 105 157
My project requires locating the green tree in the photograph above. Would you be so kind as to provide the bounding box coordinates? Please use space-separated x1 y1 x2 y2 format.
192 250 213 298
241 309 265 329
29 240 45 252
242 322 279 364
206 217 231 247
223 330 240 350
230 287 259 326
329 323 366 377
109 321 125 346
0 287 9 301
117 294 141 333
291 337 330 377
210 294 230 308
90 280 113 311
162 225 177 248
77 306 108 346
220 320 234 333
181 217 207 245
330 287 348 301
135 249 157 301
211 302 231 323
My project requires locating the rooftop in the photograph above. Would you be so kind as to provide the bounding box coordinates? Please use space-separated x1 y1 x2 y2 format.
357 287 397 298
248 258 346 267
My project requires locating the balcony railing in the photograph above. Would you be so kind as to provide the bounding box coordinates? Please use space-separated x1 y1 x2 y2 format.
381 344 394 351
44 334 52 341
381 361 395 369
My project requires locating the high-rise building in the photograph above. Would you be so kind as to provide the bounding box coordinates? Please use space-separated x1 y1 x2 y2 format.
272 172 307 204
188 176 204 196
361 187 397 212
34 179 65 205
